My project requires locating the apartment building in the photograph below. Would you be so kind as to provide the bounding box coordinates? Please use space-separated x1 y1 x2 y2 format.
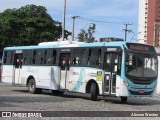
138 0 160 47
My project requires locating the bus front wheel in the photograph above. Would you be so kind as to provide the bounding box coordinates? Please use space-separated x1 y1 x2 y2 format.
121 97 128 103
28 79 42 94
90 82 97 101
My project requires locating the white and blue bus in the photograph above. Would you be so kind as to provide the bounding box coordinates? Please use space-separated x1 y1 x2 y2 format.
1 41 158 102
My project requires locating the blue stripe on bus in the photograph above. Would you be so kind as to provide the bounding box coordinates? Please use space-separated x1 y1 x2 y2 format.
72 68 85 91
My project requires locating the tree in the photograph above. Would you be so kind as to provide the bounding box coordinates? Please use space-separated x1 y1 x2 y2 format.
0 4 71 55
78 24 96 43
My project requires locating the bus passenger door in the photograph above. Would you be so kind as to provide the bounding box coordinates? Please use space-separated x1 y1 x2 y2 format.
13 54 23 84
104 52 120 95
59 53 71 90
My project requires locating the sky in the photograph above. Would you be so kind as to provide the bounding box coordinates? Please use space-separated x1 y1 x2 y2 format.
0 0 139 42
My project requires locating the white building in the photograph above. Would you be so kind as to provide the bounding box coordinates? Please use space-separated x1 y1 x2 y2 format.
138 0 148 44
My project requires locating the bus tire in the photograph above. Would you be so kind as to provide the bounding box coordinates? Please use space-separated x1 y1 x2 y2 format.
28 79 42 94
121 97 128 103
90 82 97 101
52 90 64 95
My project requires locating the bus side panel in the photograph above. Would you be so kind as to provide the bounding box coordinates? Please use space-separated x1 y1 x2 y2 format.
115 76 128 96
2 65 14 84
38 66 60 90
83 69 103 94
68 67 103 94
21 66 43 88
21 66 60 90
68 67 81 92
37 66 60 90
35 66 51 89
50 67 61 90
21 66 28 86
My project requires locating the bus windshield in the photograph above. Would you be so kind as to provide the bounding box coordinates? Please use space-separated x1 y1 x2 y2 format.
125 51 158 79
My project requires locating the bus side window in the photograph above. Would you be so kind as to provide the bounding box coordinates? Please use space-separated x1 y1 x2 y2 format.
52 50 57 64
73 49 80 65
10 52 14 64
3 51 14 65
88 49 101 66
32 50 36 64
35 50 44 65
24 57 27 64
43 49 57 65
3 51 8 64
73 57 80 65
97 49 101 66
44 49 51 65
44 50 47 64
72 57 76 65
117 52 122 75
23 50 29 65
80 49 88 65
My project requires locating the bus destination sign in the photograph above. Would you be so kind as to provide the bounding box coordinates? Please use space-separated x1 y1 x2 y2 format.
127 43 150 52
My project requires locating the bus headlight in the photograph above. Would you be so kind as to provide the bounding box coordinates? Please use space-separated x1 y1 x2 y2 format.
123 81 130 88
154 83 158 88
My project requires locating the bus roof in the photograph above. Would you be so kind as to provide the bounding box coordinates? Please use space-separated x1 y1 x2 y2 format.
3 41 153 51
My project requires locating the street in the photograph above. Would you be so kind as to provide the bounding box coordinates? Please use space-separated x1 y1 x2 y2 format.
0 83 160 119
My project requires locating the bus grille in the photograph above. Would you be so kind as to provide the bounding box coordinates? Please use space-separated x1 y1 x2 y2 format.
129 90 153 95
126 75 156 85
131 79 155 85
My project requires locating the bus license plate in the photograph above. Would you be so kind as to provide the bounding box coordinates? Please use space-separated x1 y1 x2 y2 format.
139 90 145 93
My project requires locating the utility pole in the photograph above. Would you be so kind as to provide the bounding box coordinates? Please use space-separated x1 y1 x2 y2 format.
71 16 80 41
123 23 133 41
62 0 66 41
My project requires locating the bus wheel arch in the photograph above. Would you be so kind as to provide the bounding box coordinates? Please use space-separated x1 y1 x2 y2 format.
86 79 99 95
27 76 42 94
26 76 34 87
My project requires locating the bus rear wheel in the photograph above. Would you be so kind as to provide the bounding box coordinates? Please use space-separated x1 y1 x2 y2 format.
90 82 97 101
121 97 128 103
28 79 42 94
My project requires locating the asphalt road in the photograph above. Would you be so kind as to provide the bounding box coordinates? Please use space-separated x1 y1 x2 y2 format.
0 83 160 119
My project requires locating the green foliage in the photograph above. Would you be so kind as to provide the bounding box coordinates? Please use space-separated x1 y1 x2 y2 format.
78 24 96 43
0 4 71 54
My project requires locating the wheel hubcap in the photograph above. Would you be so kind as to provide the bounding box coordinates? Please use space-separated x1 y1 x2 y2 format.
30 83 34 91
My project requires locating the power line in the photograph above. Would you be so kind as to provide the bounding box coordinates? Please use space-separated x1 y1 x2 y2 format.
77 17 131 24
